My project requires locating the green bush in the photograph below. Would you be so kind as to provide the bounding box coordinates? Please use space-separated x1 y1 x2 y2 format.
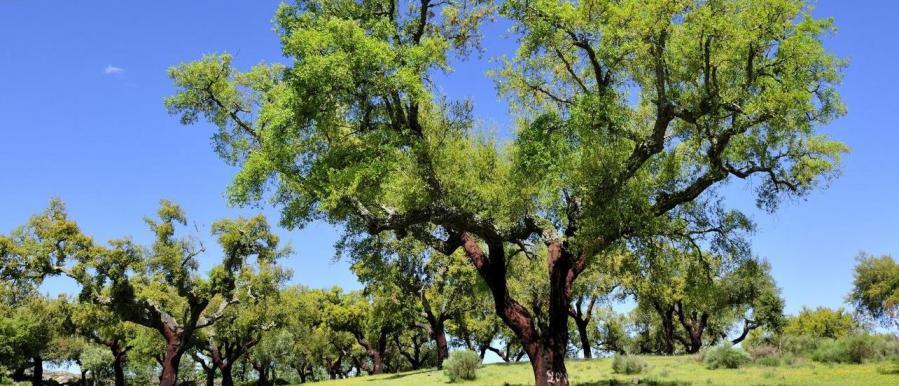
612 354 647 374
444 350 481 382
703 344 751 369
811 334 898 364
779 334 824 356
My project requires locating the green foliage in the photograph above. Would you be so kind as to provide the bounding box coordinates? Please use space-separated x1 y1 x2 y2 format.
848 253 899 329
783 307 858 339
167 0 849 383
703 344 750 369
444 350 480 382
810 334 898 364
0 292 66 373
611 355 647 375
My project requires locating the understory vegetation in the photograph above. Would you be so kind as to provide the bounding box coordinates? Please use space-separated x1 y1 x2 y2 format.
308 355 899 386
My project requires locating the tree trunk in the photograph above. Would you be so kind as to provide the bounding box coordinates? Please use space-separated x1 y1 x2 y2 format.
159 331 184 386
204 367 215 386
525 342 569 386
460 233 574 386
112 350 127 386
254 364 270 386
369 350 384 375
575 318 593 359
219 364 234 386
434 320 449 369
31 356 42 386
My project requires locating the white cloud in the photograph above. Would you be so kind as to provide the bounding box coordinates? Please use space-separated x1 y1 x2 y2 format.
103 65 125 75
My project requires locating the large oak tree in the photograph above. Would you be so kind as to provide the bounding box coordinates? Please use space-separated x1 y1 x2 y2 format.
167 0 847 383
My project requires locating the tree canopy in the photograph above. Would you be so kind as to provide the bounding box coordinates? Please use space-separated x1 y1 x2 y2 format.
167 0 847 384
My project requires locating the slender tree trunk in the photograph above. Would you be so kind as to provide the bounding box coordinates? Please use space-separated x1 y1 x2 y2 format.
31 356 42 386
219 364 234 386
112 351 127 386
254 363 270 386
203 367 215 386
434 320 449 369
575 319 593 359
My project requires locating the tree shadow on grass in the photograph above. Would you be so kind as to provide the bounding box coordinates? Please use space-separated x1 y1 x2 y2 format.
503 380 690 386
366 369 436 381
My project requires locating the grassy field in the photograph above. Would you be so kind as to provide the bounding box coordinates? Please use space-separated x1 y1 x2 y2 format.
305 356 897 386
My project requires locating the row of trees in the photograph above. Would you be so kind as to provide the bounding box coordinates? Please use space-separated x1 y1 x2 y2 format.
1 199 800 385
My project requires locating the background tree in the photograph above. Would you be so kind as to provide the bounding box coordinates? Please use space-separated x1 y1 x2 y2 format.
4 200 288 386
567 263 619 358
167 0 847 383
279 286 359 382
341 233 478 368
192 252 289 386
618 243 784 353
848 253 899 330
0 290 66 385
324 288 405 375
65 300 139 386
783 307 859 340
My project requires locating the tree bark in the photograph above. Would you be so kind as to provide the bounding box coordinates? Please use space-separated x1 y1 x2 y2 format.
575 318 592 359
219 364 234 386
253 362 270 386
158 328 184 386
204 366 215 386
526 343 569 386
460 233 574 385
31 356 42 386
433 320 449 369
112 350 127 386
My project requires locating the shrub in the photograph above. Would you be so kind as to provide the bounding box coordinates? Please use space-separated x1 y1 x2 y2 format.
611 354 647 374
704 344 751 369
444 350 481 382
779 334 824 356
811 334 898 364
755 355 782 367
747 344 779 360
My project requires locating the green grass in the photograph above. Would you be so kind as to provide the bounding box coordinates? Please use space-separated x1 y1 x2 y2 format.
303 356 898 385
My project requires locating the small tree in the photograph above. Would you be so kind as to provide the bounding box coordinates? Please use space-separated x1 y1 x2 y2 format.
848 253 899 330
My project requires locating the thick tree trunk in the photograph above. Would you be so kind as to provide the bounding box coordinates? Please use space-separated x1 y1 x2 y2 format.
575 319 592 359
159 331 184 386
31 356 42 386
460 233 575 386
369 351 384 375
434 321 449 369
526 342 569 386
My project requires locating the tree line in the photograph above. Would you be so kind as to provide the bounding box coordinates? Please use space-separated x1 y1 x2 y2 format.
2 198 894 385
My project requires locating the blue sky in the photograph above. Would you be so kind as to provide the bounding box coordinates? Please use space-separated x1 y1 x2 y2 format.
1 0 896 316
